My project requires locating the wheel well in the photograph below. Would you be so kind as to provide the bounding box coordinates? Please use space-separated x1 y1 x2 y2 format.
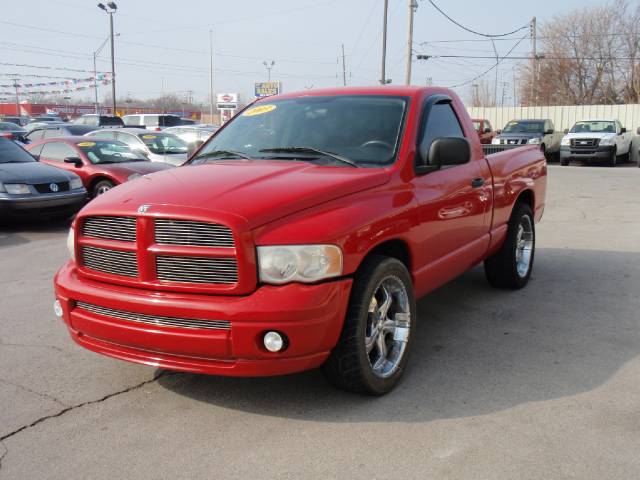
516 189 535 211
361 239 411 272
88 176 113 192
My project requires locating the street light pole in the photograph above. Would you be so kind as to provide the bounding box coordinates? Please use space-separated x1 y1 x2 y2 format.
405 0 418 86
380 0 388 85
98 3 118 115
263 60 275 82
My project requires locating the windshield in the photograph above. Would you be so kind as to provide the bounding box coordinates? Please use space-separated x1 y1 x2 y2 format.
472 121 481 131
77 140 148 164
0 138 36 163
139 133 188 155
195 95 408 167
570 121 616 134
0 122 25 132
502 121 545 134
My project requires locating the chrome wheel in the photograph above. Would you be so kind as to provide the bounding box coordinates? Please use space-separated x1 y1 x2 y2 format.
96 185 111 195
365 276 411 379
515 215 534 278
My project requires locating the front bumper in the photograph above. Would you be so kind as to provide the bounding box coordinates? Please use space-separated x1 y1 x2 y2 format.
0 190 87 216
560 145 614 161
54 262 352 376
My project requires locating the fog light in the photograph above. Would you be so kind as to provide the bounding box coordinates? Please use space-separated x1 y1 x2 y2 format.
53 300 63 318
263 331 284 352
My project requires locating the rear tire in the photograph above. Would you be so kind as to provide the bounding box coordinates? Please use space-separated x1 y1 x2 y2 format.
323 256 415 395
484 203 535 289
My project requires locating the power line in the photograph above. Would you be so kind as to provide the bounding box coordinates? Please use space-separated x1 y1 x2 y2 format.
446 35 529 88
425 0 530 38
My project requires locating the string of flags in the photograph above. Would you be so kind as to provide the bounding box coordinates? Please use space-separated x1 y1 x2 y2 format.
0 73 111 89
0 77 112 96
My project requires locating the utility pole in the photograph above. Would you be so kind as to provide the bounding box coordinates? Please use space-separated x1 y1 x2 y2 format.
501 82 508 107
340 44 347 86
472 83 479 106
109 10 116 114
491 39 499 107
513 66 517 107
405 0 418 85
209 29 214 122
13 80 19 117
93 53 99 114
530 16 536 106
380 0 389 84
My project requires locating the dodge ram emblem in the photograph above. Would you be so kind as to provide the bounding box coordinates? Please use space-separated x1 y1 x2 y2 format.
50 183 59 192
138 204 150 214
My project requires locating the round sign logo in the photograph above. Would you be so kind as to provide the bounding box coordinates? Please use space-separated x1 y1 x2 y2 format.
50 183 59 192
221 94 233 102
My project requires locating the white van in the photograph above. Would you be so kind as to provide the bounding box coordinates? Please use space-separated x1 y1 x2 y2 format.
122 114 183 131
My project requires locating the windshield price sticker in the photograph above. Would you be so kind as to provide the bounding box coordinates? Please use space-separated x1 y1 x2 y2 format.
243 104 277 117
142 135 157 139
77 142 96 147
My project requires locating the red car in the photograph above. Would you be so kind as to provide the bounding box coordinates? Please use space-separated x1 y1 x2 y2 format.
54 86 547 395
27 137 173 198
472 118 496 144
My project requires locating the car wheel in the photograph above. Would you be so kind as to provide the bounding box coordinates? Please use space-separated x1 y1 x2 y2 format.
484 202 535 289
608 147 617 167
92 180 115 198
323 255 415 395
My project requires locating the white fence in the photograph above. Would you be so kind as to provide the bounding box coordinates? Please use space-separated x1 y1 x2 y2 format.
466 104 640 132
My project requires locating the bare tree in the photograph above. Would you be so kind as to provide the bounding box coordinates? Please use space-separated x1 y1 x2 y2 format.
468 79 494 107
519 1 640 105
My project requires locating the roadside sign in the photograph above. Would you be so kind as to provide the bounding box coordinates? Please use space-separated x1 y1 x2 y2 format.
255 82 282 98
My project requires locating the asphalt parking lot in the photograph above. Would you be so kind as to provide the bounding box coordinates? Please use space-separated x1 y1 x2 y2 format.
1 164 639 479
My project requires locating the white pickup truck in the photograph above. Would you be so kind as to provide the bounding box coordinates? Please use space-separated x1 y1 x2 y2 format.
560 119 633 167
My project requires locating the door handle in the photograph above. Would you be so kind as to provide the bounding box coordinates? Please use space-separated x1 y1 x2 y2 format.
471 177 485 188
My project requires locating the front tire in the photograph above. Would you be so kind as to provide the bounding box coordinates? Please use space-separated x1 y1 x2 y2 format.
323 256 415 395
484 203 535 289
608 147 617 167
92 179 115 198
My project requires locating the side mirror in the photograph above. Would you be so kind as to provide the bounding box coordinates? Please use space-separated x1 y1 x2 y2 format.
64 156 83 167
483 128 491 134
416 137 470 175
620 127 627 134
544 129 554 135
564 128 569 134
187 139 204 157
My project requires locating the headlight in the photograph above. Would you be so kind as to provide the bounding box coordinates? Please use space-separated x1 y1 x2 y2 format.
527 137 541 144
599 137 611 146
69 177 83 190
257 245 343 284
67 227 75 261
561 137 570 146
491 138 501 145
4 184 30 195
128 173 142 181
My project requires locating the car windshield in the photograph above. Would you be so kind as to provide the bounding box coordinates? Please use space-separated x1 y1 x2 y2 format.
193 95 408 167
77 140 148 164
0 138 36 163
502 121 545 134
100 116 124 126
0 122 25 132
472 121 481 130
138 133 188 154
570 121 616 133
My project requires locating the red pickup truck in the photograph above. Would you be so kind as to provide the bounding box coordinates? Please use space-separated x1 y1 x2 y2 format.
472 118 497 144
54 86 546 395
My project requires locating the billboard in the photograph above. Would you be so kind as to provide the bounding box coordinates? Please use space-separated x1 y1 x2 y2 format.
255 82 282 98
216 93 238 104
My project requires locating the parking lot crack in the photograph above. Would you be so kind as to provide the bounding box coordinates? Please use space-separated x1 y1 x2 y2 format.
0 370 172 448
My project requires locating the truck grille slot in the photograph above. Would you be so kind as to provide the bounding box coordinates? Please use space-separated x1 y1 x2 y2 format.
154 219 234 247
75 301 230 330
34 181 69 194
83 216 137 242
81 246 138 277
156 256 238 284
571 138 599 147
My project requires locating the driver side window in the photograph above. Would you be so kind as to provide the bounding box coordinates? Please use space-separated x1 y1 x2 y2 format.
418 102 465 164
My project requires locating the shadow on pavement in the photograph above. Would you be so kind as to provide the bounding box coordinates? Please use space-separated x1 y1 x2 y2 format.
0 216 71 248
157 247 640 422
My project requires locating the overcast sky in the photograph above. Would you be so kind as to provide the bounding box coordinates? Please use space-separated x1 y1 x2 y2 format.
2 0 609 105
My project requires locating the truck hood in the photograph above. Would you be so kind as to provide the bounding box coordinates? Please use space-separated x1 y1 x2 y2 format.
84 160 391 228
563 132 616 140
99 161 173 178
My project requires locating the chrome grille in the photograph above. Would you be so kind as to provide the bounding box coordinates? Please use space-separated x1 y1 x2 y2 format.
83 216 137 242
81 246 138 277
155 219 234 247
571 138 599 147
75 301 230 330
156 256 238 284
